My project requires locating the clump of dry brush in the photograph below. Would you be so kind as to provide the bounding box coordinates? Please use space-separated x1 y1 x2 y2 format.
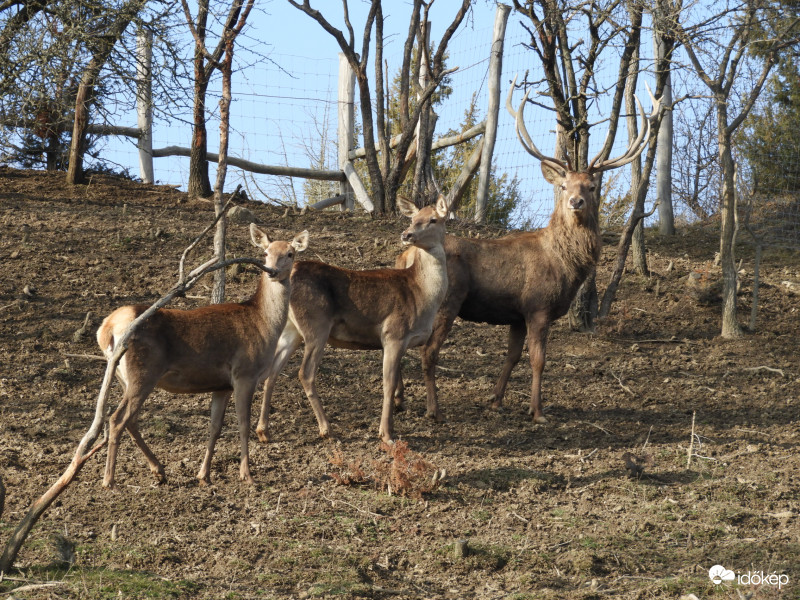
328 441 445 500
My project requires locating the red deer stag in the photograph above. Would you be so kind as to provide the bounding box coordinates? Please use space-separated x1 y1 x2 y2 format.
395 79 659 424
255 195 449 445
96 225 309 489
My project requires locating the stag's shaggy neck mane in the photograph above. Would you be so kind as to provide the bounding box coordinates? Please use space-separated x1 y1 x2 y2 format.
544 207 602 286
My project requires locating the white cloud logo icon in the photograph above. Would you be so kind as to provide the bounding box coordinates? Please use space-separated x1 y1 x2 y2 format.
709 565 735 584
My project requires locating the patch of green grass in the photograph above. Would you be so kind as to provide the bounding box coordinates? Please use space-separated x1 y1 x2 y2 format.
1 566 200 599
656 576 708 598
579 536 599 549
307 581 372 597
472 508 492 523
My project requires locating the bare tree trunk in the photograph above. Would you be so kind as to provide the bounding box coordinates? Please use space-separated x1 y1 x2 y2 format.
188 0 213 198
211 35 234 304
625 36 649 276
597 0 671 318
288 0 468 214
671 0 799 338
717 101 743 338
373 3 392 211
412 18 437 205
653 0 675 235
66 77 91 183
475 3 510 222
568 274 598 332
599 197 660 318
631 221 648 274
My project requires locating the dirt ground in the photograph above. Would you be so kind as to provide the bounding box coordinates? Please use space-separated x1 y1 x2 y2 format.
0 167 798 600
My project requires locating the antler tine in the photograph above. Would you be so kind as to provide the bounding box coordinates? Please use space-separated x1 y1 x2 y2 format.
587 130 610 170
597 94 649 169
506 76 569 173
590 84 662 173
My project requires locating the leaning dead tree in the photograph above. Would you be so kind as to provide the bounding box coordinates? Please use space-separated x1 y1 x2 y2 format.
0 202 273 575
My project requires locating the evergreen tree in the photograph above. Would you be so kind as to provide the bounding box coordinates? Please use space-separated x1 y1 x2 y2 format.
433 94 521 228
738 56 800 193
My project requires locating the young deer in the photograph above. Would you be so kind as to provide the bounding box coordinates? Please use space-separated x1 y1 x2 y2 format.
96 225 309 489
395 81 659 424
255 195 449 445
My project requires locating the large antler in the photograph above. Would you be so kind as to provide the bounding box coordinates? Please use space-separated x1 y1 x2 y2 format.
587 82 661 173
505 75 570 174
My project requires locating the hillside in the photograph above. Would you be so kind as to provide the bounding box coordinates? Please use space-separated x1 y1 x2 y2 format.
0 167 798 599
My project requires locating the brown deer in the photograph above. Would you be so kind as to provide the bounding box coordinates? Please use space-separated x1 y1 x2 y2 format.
255 195 449 445
394 81 659 424
96 225 309 489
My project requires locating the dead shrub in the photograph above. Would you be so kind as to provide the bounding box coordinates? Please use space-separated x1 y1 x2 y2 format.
327 441 442 500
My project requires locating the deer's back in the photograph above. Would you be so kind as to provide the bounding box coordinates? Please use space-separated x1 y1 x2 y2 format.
98 302 276 394
441 231 591 324
289 259 442 349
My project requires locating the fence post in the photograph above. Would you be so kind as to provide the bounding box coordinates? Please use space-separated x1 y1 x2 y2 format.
475 3 510 224
136 28 153 184
337 53 355 211
653 12 675 235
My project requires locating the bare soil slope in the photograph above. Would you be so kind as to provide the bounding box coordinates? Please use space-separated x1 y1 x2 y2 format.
0 168 798 599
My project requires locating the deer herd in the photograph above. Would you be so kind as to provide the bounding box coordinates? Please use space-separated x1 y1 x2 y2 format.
96 85 660 488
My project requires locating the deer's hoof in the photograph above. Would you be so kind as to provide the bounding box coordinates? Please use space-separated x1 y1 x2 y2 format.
426 410 444 423
488 396 504 411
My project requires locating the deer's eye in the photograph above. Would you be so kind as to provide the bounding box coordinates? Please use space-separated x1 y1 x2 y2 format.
561 184 567 190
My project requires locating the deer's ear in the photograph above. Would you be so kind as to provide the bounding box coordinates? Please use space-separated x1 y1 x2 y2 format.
541 162 566 185
250 223 271 249
434 194 449 219
292 230 309 253
396 196 418 217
